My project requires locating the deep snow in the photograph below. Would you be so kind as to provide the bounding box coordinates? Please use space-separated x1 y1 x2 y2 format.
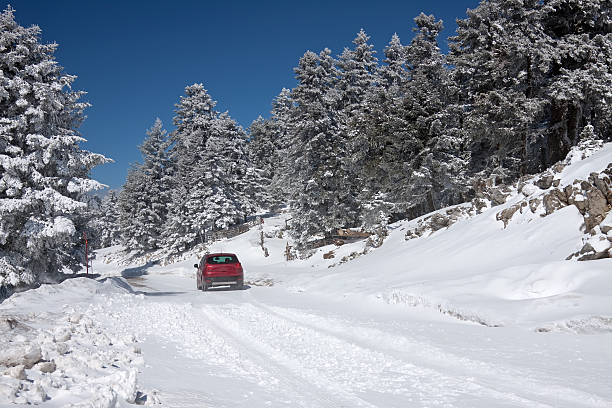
1 144 612 407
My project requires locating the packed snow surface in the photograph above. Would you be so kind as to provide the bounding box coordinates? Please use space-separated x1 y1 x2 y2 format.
2 145 612 407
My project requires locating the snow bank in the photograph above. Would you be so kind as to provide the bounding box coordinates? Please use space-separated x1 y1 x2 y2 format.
0 277 151 407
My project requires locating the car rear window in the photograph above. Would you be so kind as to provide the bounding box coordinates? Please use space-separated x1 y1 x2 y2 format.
206 255 238 264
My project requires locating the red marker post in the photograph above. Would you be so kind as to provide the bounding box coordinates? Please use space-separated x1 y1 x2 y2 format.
83 232 88 275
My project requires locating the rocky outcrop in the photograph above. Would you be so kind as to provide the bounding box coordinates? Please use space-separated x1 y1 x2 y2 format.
498 158 612 260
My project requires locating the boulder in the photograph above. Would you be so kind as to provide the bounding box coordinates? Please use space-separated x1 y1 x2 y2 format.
529 197 542 213
535 173 554 189
323 250 335 259
542 189 568 215
593 173 612 205
585 188 609 230
496 204 522 227
552 162 566 173
430 213 450 231
33 361 56 373
489 188 509 206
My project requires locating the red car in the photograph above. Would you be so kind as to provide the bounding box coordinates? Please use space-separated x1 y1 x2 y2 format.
194 253 244 291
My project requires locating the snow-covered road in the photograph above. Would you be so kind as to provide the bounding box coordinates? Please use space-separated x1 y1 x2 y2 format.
83 273 610 408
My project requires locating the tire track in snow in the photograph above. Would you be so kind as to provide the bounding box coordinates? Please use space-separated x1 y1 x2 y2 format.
202 301 552 408
199 304 378 408
250 301 610 408
92 294 364 407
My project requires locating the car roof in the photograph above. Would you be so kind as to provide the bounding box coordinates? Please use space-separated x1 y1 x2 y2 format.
206 253 237 257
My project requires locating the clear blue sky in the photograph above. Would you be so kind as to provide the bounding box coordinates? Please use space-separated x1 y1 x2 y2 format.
5 0 478 190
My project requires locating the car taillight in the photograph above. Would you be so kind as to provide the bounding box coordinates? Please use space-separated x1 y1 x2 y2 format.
237 263 243 272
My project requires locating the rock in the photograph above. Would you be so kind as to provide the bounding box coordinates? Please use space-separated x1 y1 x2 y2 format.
593 173 612 204
54 342 69 355
489 188 509 206
552 162 566 173
323 250 335 259
33 361 56 373
578 251 609 261
471 198 488 213
585 188 609 230
496 204 522 227
535 173 554 189
4 364 26 380
580 180 592 191
542 189 567 215
23 383 47 404
0 344 42 369
430 213 450 231
552 179 561 187
529 197 541 213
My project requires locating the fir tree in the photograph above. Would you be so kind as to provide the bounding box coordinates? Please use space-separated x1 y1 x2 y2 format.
288 49 359 246
0 7 109 289
96 190 121 248
163 84 218 253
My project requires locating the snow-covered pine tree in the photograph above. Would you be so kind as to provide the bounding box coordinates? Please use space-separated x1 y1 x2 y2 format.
118 164 151 252
337 30 379 223
139 118 172 248
0 7 109 289
163 84 218 253
204 112 265 227
267 88 294 202
116 119 171 253
404 13 468 212
95 190 121 248
543 0 612 163
247 115 278 201
449 0 554 180
348 33 408 229
288 48 359 246
163 84 262 254
248 88 295 208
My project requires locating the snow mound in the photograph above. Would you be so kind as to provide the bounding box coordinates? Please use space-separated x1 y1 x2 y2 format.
0 277 153 407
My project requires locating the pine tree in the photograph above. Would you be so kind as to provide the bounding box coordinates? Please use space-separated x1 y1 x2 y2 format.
288 49 359 246
449 0 554 180
96 190 121 248
268 88 294 202
0 7 109 289
118 165 151 252
404 13 467 211
138 118 172 249
350 33 411 228
116 119 172 253
543 0 612 163
163 84 219 253
163 85 262 254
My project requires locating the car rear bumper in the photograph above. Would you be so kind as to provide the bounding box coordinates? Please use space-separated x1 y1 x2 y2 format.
205 276 243 286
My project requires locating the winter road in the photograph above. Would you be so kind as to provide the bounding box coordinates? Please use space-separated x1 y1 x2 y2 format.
85 273 611 408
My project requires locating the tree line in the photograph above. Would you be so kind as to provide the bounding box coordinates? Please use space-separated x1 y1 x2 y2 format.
116 0 611 250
